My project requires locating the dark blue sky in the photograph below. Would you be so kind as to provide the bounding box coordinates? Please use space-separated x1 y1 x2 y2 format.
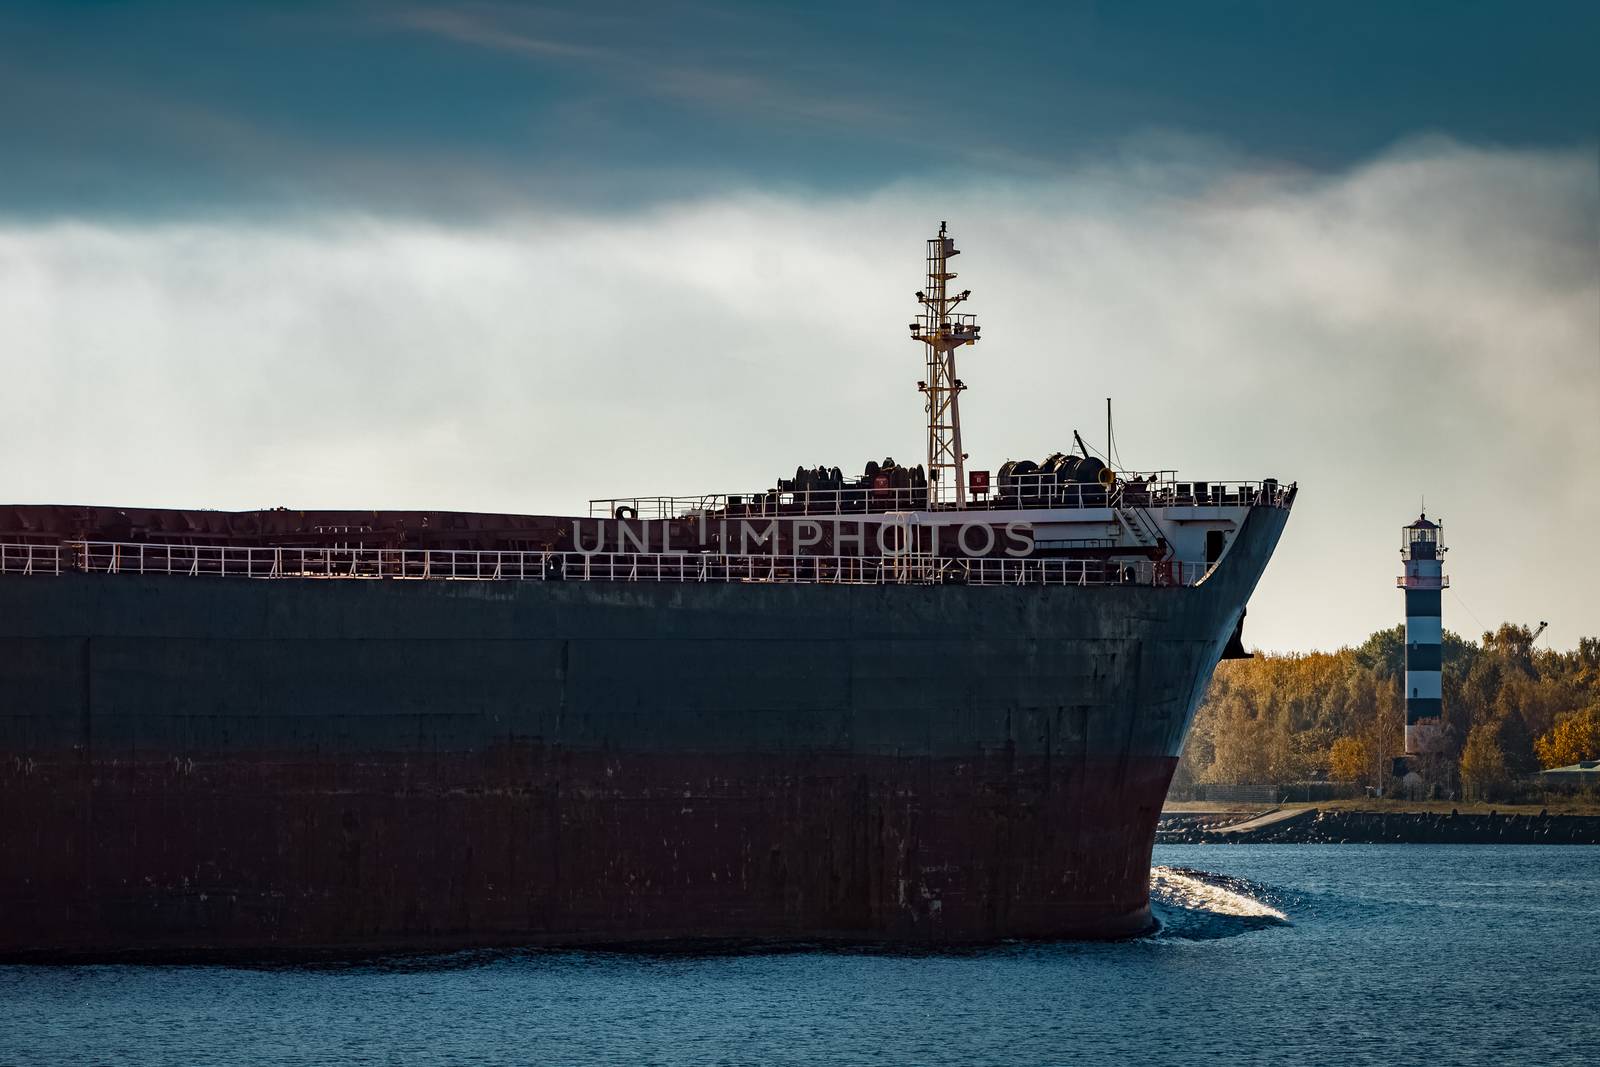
2 1 1595 217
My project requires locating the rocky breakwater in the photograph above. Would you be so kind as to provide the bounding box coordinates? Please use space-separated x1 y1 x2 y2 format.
1157 808 1600 845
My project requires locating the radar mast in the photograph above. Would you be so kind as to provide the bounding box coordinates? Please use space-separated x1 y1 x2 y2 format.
910 222 980 509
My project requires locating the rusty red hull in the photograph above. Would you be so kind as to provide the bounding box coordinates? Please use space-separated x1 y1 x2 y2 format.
2 751 1175 957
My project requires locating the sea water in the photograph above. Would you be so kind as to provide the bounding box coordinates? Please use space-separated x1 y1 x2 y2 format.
2 845 1596 1066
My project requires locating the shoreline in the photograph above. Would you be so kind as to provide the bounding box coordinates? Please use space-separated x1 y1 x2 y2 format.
1158 805 1600 844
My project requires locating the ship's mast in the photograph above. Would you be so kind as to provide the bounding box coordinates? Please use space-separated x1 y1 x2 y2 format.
910 222 980 509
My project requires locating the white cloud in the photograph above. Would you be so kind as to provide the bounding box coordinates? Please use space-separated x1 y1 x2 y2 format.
1 140 1595 651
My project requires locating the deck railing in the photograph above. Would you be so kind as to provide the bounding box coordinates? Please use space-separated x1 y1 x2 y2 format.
0 542 1216 588
591 475 1291 520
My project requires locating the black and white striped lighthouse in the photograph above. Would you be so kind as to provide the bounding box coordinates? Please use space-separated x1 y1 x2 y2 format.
1398 513 1447 754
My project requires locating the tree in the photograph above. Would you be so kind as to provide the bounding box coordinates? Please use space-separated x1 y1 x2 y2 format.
1533 704 1600 768
1577 637 1600 685
1490 697 1540 777
1442 629 1479 676
1483 623 1538 676
1181 625 1600 794
1459 722 1509 801
1459 658 1504 736
1203 690 1275 785
1354 626 1404 679
1329 735 1370 784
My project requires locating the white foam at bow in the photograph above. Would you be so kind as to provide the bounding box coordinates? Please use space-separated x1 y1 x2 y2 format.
1150 866 1288 921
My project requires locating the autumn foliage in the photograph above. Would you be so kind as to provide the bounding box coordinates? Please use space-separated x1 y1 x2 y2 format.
1534 705 1600 769
1176 626 1600 794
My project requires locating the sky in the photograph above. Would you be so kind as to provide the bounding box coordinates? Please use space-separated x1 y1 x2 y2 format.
1 1 1596 652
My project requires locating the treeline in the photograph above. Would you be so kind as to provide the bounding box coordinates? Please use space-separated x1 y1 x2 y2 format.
1176 624 1600 800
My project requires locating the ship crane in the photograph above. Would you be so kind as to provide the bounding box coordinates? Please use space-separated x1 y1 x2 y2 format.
910 222 981 509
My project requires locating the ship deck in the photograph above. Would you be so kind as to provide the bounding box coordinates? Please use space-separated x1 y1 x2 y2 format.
592 474 1290 520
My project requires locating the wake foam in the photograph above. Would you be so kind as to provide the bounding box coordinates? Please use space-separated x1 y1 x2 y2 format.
1148 866 1290 940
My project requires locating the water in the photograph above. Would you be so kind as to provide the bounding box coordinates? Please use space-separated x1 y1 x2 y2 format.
3 845 1596 1066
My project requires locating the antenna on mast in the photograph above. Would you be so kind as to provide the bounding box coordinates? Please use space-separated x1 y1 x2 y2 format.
909 222 981 508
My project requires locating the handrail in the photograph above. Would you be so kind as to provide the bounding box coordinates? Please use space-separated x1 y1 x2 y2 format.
0 543 61 576
0 542 1215 589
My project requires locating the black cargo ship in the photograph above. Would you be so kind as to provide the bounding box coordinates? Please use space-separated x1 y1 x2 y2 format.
0 227 1293 957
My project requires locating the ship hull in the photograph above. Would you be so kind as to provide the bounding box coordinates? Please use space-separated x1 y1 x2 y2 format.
0 509 1287 957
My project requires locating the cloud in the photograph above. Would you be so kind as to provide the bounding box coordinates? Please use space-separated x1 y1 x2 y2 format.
387 4 911 132
389 6 614 63
1 140 1595 652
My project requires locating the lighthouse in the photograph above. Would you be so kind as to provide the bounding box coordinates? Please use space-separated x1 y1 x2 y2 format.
1398 513 1448 755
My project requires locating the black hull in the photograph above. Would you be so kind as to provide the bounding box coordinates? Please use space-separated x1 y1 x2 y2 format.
0 509 1288 957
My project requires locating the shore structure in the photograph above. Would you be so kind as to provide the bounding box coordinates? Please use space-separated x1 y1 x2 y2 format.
1398 513 1447 776
1158 807 1600 845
